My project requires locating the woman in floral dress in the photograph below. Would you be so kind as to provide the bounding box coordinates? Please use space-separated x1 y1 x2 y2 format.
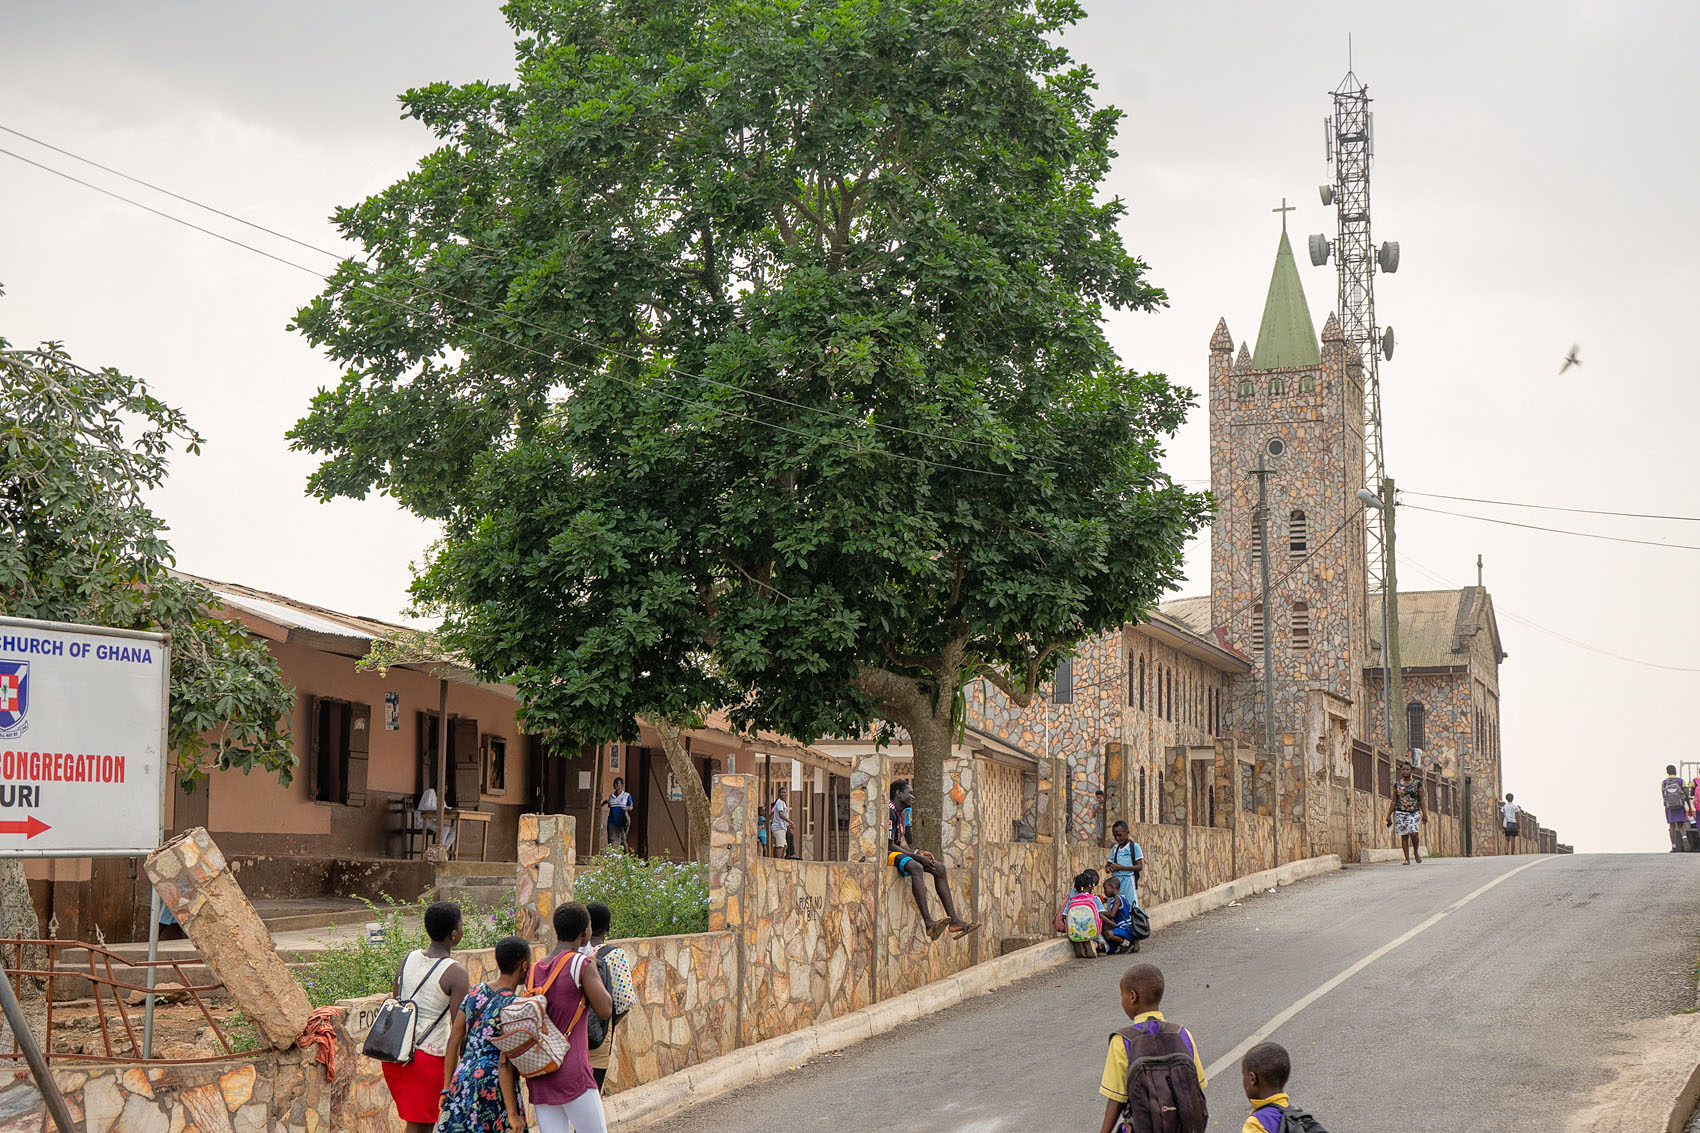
439 937 532 1133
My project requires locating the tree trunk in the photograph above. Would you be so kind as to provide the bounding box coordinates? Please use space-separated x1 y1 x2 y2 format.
654 718 712 864
907 714 952 857
0 859 46 1048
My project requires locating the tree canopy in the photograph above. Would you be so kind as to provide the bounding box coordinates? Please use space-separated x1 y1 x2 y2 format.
290 0 1208 850
0 340 295 787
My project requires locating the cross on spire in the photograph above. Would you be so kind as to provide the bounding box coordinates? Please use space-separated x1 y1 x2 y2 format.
1272 197 1295 232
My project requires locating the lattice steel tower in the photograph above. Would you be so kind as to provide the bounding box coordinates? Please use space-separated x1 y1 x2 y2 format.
1309 68 1398 593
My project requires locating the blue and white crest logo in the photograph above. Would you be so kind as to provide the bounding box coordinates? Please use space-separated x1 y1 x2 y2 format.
0 660 29 739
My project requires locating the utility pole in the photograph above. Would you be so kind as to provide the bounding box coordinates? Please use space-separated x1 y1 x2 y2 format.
1253 456 1279 864
1383 476 1407 763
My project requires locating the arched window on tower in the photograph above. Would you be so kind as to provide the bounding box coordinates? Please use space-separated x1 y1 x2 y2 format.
1166 669 1174 720
1250 607 1265 654
1289 510 1308 558
1291 602 1311 651
1299 374 1316 393
1407 701 1427 752
1139 767 1148 823
1139 655 1146 710
1238 379 1254 399
1267 376 1285 395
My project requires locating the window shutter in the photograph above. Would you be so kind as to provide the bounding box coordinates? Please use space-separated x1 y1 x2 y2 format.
1250 608 1265 654
1289 510 1308 558
452 717 481 806
306 696 325 801
1291 603 1311 651
345 703 371 806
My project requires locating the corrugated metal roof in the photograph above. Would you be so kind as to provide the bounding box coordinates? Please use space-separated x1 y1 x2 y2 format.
1250 230 1321 370
1370 587 1504 669
1158 595 1214 637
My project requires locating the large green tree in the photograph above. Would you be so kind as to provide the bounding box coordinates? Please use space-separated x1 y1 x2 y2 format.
0 339 295 955
290 0 1206 853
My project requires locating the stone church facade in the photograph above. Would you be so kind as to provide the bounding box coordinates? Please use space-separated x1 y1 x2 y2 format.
969 224 1524 856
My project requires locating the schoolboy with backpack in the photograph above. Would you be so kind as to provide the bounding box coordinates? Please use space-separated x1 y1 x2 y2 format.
1240 1041 1329 1132
1095 963 1208 1133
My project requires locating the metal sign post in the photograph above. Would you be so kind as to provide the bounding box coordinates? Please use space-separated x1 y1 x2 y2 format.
0 614 170 1092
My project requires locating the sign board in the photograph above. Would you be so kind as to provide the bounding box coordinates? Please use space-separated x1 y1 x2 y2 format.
0 615 168 857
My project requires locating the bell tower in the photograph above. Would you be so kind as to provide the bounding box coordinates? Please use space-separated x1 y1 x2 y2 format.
1207 218 1370 754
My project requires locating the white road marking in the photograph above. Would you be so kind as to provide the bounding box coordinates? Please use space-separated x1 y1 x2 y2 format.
1203 856 1551 1081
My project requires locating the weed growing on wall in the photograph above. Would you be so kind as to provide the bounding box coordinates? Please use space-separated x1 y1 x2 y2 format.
573 852 708 940
299 893 518 1007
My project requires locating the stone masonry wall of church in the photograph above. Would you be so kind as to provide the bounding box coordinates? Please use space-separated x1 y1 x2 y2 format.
965 625 1232 842
1208 316 1371 757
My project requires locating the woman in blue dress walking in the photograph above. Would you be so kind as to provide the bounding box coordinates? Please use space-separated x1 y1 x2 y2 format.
439 936 531 1133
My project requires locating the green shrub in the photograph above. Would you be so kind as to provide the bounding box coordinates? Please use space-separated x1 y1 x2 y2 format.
298 892 519 1008
572 851 708 940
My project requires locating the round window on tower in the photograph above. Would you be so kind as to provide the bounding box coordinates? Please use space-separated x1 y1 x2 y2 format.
1266 438 1286 457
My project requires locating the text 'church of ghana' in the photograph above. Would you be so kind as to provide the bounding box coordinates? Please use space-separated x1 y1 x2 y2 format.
965 224 1513 855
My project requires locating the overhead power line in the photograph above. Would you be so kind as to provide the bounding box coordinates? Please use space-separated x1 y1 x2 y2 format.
1403 489 1700 525
1402 503 1700 553
0 141 1021 480
1398 554 1700 674
0 125 1147 477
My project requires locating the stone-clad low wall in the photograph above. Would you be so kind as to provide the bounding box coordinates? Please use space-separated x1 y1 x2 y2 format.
0 1045 355 1133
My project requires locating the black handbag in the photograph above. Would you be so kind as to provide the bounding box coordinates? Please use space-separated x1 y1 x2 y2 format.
362 955 449 1064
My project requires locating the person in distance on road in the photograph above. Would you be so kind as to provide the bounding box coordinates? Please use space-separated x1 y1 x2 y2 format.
887 779 979 941
1098 963 1207 1133
1385 760 1425 865
1241 1041 1328 1132
1661 765 1693 852
1500 793 1521 853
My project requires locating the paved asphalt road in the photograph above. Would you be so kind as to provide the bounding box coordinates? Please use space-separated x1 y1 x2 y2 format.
667 854 1700 1132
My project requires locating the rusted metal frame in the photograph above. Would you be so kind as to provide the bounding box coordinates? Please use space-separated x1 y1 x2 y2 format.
173 958 235 1057
85 946 117 1058
101 949 143 1057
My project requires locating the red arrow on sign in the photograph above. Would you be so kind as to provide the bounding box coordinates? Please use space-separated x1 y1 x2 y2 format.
0 816 50 839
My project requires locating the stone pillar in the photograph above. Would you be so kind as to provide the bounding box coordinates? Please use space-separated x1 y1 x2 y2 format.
516 814 576 948
707 774 757 933
1161 745 1189 826
939 753 978 872
144 828 311 1050
1104 741 1127 831
849 752 887 864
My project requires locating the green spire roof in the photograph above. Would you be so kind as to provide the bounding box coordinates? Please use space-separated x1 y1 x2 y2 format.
1250 230 1321 370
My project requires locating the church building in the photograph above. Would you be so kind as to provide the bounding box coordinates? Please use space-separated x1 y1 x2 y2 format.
969 220 1520 856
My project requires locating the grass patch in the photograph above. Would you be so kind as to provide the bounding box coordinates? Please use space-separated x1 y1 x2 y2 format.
299 893 518 1007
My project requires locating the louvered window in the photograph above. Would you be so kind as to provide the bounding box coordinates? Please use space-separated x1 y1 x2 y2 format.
1291 602 1311 651
1289 510 1308 558
1250 607 1265 654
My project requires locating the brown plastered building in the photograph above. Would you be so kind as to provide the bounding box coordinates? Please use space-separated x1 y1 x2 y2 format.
26 575 844 942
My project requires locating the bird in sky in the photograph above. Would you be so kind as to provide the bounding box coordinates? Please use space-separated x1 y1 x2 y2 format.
1559 344 1581 374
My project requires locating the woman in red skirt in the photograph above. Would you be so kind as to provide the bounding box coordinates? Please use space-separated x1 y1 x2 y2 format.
381 902 470 1132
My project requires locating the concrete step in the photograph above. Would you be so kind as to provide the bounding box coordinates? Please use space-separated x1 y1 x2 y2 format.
435 860 518 881
433 884 513 910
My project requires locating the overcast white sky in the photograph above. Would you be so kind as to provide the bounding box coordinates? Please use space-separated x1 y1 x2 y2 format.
2 2 1695 852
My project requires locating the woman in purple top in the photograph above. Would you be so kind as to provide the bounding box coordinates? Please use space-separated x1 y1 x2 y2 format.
525 902 613 1133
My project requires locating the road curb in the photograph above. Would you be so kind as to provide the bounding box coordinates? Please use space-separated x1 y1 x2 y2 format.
1564 1012 1700 1133
605 852 1342 1128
